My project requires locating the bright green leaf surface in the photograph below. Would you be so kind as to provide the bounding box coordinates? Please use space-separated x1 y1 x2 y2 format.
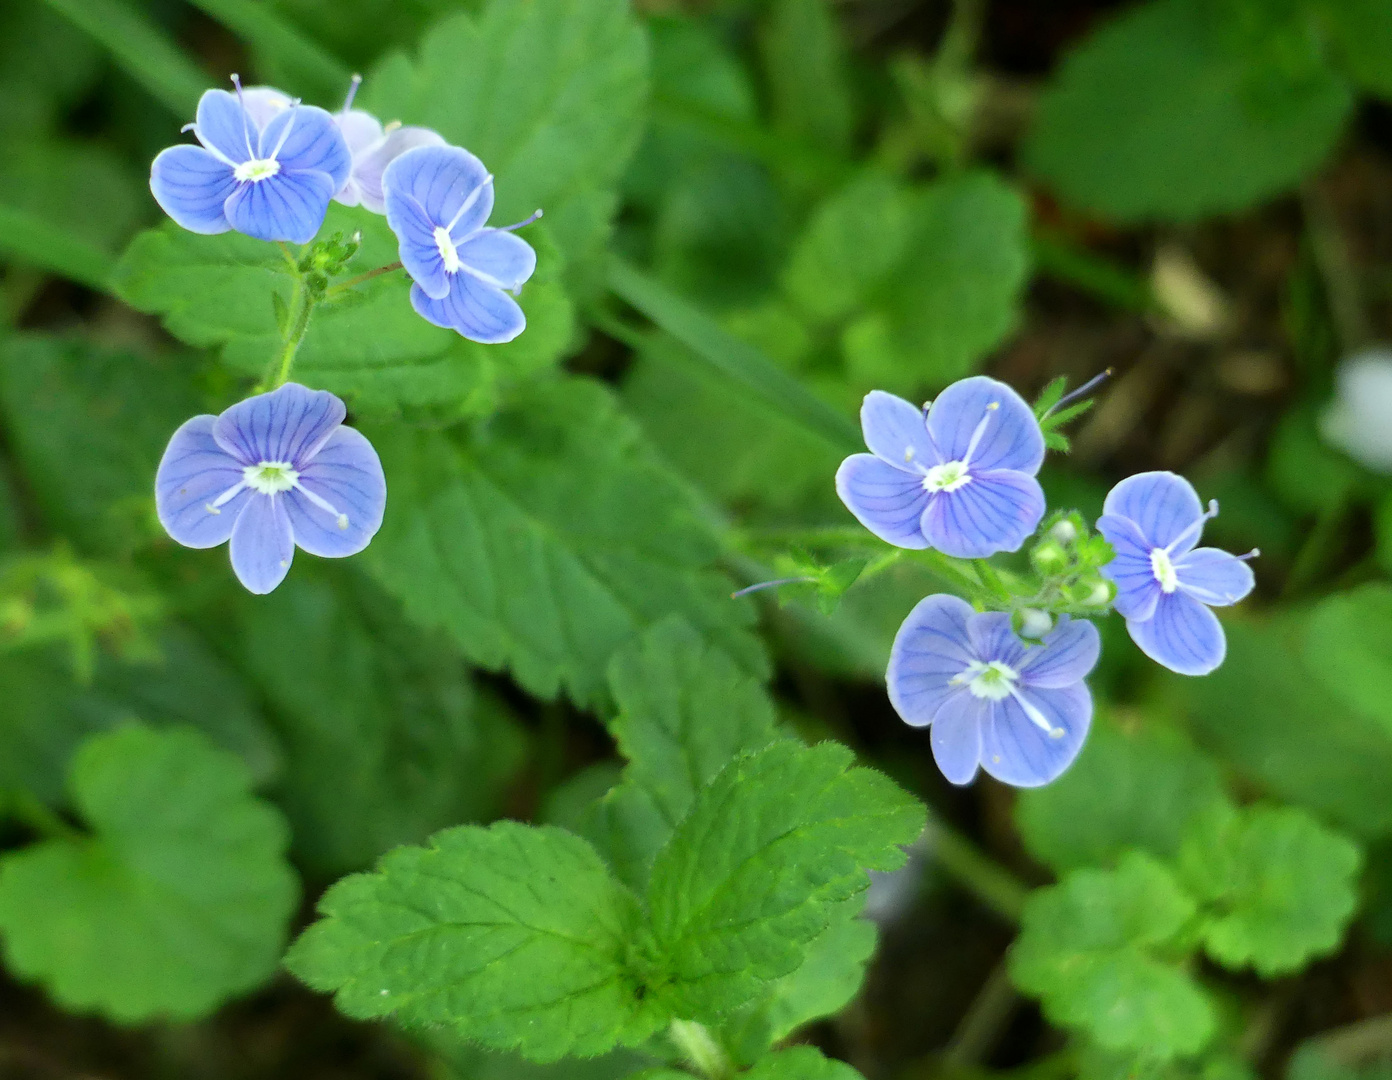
1304 585 1392 737
743 1046 867 1080
760 0 854 156
0 725 297 1022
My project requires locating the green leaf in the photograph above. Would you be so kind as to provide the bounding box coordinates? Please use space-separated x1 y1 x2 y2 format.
1304 584 1392 736
1015 719 1230 873
1314 0 1392 100
759 0 855 156
1177 804 1361 977
186 0 349 104
1010 853 1216 1059
647 740 924 1019
1024 0 1353 221
743 1046 866 1080
238 568 524 875
0 725 298 1022
363 376 765 708
285 822 666 1062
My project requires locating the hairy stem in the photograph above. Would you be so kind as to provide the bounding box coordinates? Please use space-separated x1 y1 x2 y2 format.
325 260 403 297
668 1019 731 1080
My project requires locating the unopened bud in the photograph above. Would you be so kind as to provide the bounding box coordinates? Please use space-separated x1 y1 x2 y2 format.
1049 520 1078 545
1033 540 1067 571
1019 608 1053 639
1082 581 1112 606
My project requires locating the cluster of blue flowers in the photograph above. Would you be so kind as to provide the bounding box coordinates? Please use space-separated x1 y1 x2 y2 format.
838 376 1257 788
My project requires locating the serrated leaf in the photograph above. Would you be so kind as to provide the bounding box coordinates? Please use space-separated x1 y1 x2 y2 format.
1015 719 1231 873
362 376 765 708
647 740 924 1019
744 1046 867 1080
285 821 665 1062
1304 584 1392 737
0 725 298 1023
1177 805 1361 977
1025 0 1353 221
1010 852 1216 1059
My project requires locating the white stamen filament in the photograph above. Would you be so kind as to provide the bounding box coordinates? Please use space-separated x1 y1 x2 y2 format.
951 659 1063 738
497 208 544 233
204 462 348 530
961 402 999 469
445 174 494 233
204 479 248 515
1164 499 1219 556
919 403 998 494
293 482 350 530
1009 687 1065 738
341 73 362 115
266 100 301 160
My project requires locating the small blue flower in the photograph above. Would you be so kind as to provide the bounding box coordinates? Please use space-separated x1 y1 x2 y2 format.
382 144 539 344
888 594 1099 787
155 383 386 595
836 378 1047 559
1097 471 1257 676
150 78 351 244
330 76 445 215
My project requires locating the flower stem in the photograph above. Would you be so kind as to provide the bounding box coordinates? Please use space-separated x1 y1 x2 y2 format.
668 1020 731 1080
270 274 315 388
325 261 403 298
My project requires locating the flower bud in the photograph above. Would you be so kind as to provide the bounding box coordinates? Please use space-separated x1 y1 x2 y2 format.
1018 608 1053 639
1048 520 1078 545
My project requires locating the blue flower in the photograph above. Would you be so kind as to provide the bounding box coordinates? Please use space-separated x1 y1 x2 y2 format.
330 76 445 215
836 378 1047 559
1097 471 1256 676
155 383 386 595
150 79 351 244
382 144 539 344
888 594 1099 787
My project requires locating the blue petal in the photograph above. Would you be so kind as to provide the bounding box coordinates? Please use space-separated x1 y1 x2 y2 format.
1097 513 1162 621
860 390 938 469
980 683 1091 787
239 86 293 130
149 145 236 234
835 453 930 549
390 193 451 299
383 144 493 233
213 383 346 467
457 229 537 291
930 692 985 785
154 415 248 548
1128 589 1226 676
228 495 294 594
1102 471 1204 552
408 275 526 344
887 594 977 727
336 109 383 158
285 427 386 558
926 376 1044 474
966 611 1027 668
1016 616 1101 688
921 468 1044 558
343 126 443 214
259 105 351 193
224 169 336 244
194 88 255 164
1175 547 1255 607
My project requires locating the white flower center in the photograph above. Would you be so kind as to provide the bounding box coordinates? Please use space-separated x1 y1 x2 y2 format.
923 460 972 492
233 158 281 183
1150 547 1179 592
434 226 462 274
959 659 1018 701
245 461 298 494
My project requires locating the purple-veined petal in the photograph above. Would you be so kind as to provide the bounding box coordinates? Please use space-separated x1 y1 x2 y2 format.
194 88 255 164
925 376 1045 474
383 144 492 234
389 193 451 299
1175 547 1255 607
980 683 1091 787
1127 590 1227 676
835 453 930 549
887 593 977 727
284 427 386 558
224 168 336 245
213 382 346 467
1096 512 1163 621
920 468 1045 559
154 415 249 548
860 390 938 469
259 105 351 192
240 86 293 130
348 126 445 214
457 229 537 292
1102 471 1204 552
930 692 985 785
1016 616 1101 689
966 611 1027 668
337 109 383 157
408 275 526 344
229 495 294 594
149 145 236 234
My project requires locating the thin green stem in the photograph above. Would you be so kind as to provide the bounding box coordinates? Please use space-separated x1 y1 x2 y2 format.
668 1019 731 1080
927 815 1029 924
267 274 314 389
325 261 403 298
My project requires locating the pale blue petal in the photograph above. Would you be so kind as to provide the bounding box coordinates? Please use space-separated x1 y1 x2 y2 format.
1102 471 1204 552
229 495 294 594
154 415 248 548
409 276 526 344
925 376 1044 474
346 126 444 214
1097 513 1162 621
224 169 336 244
930 692 985 785
921 469 1044 558
1016 617 1101 689
887 594 977 727
966 611 1027 668
860 390 938 469
981 683 1091 787
388 193 450 299
285 427 386 558
835 453 930 549
213 382 346 467
194 88 255 164
259 105 351 192
239 86 292 130
1175 548 1256 607
149 145 235 234
383 144 492 232
457 230 537 291
1128 590 1227 676
336 109 383 157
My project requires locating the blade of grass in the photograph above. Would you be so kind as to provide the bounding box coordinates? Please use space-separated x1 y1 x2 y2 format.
607 257 861 452
187 0 350 103
0 206 115 293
